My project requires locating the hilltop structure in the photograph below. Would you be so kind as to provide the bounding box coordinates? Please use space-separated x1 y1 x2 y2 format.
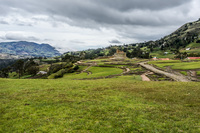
111 49 127 60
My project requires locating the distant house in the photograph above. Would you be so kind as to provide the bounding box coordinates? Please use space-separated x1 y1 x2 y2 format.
37 71 47 75
152 57 158 60
186 48 191 50
111 49 127 60
187 57 200 60
159 58 170 61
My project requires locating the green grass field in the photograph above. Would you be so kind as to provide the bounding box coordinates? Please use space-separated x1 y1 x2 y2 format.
63 67 123 80
39 64 51 71
148 60 200 70
150 51 175 58
180 42 200 54
0 78 200 132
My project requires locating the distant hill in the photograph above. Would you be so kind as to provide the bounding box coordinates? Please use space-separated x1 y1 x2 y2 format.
0 41 61 58
62 19 200 59
153 19 200 50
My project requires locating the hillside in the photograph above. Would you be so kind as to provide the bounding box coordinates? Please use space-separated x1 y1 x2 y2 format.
156 19 200 49
0 41 61 57
1 70 200 132
63 19 200 60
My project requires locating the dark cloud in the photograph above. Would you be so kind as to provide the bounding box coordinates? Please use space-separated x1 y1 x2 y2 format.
0 0 199 51
0 0 191 27
5 33 40 41
0 20 9 25
70 40 85 44
109 39 121 44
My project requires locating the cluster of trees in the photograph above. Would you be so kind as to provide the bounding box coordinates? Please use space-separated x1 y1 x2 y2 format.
0 59 39 78
174 51 200 59
48 63 79 79
174 52 188 59
0 53 82 79
126 48 151 59
0 59 17 70
187 53 200 57
62 54 80 62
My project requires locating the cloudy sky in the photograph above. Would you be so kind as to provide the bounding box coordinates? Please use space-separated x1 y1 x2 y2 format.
0 0 200 53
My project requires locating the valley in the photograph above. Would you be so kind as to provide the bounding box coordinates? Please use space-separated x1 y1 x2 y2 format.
0 19 200 132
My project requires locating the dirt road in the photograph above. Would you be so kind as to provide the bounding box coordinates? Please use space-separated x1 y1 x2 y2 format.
141 73 151 81
139 62 191 82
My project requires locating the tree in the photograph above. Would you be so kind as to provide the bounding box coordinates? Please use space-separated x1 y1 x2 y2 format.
0 67 11 78
24 59 38 73
27 66 39 75
13 60 24 79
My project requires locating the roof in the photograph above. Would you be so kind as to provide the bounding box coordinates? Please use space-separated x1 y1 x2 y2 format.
159 58 170 60
37 71 47 75
187 57 200 60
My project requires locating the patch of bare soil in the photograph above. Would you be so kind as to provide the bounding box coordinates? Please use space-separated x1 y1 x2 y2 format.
139 62 193 82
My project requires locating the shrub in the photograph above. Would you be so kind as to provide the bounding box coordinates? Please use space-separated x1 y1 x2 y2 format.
196 40 200 43
73 65 79 71
48 69 66 79
27 66 39 75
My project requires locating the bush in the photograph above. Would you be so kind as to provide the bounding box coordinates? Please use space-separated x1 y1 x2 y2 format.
73 65 79 71
27 66 39 75
196 40 200 43
48 64 63 74
48 69 66 79
66 67 74 73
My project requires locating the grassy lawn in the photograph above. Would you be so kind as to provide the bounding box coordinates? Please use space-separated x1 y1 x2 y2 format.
63 67 123 79
0 78 200 132
181 48 200 54
39 64 50 71
150 51 175 58
197 71 200 75
77 65 88 71
148 60 200 70
186 42 200 48
180 71 187 76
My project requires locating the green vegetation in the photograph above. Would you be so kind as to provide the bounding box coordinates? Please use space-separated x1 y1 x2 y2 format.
197 71 200 75
77 65 88 71
171 62 200 70
180 71 188 76
63 67 123 80
0 78 200 132
0 41 61 57
39 64 50 71
150 51 175 58
148 60 200 70
186 42 200 48
48 69 66 79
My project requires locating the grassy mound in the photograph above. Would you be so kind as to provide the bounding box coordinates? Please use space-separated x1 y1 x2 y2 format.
0 78 200 132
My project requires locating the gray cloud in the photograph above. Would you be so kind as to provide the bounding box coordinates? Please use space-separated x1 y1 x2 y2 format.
109 39 121 44
70 40 85 44
0 0 199 51
0 20 9 25
0 0 192 27
5 33 40 41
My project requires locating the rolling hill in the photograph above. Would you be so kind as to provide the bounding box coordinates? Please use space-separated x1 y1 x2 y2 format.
67 19 200 59
155 18 200 50
0 41 61 57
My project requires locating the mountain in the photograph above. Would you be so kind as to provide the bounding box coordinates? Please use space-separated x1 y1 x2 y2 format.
63 19 200 59
0 41 61 57
153 19 200 50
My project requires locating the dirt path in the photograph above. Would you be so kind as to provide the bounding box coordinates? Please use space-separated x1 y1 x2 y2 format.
141 72 151 81
122 67 130 74
76 61 97 66
139 62 191 82
81 66 92 73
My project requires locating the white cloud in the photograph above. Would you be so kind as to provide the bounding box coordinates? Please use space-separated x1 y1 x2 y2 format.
0 0 199 53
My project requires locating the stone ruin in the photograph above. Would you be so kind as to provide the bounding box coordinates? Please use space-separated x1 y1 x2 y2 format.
111 49 127 60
